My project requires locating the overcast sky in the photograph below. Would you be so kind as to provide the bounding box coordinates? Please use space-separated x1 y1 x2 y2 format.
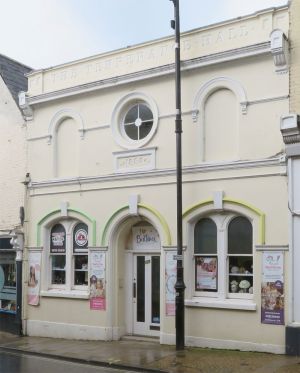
0 0 288 69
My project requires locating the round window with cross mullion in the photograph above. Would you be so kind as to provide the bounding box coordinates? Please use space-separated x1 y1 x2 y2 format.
123 103 153 141
111 92 158 149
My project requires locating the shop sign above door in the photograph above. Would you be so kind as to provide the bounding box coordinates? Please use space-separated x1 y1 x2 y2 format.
132 226 160 251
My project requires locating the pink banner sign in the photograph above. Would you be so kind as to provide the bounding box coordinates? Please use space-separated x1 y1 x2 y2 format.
27 251 41 306
90 297 106 311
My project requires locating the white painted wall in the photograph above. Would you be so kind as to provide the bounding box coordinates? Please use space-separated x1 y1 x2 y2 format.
0 76 26 231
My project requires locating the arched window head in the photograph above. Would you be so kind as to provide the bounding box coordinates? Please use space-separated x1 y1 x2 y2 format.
228 216 252 255
194 218 217 254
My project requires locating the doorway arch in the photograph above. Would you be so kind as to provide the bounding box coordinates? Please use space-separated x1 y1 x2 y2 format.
104 205 171 339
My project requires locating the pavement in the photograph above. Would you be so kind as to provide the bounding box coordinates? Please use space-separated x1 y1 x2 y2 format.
1 332 300 372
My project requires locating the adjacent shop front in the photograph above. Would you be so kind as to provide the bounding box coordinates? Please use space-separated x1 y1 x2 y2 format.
0 236 18 333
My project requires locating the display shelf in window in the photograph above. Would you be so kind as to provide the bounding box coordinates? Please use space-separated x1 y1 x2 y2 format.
228 255 253 294
74 255 88 286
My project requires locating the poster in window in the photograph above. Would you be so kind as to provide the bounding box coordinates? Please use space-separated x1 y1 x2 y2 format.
165 251 177 316
195 256 217 291
261 251 284 325
27 251 41 306
89 251 106 310
73 223 88 253
50 224 66 253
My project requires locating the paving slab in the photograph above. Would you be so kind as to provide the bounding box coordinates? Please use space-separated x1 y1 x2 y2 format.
1 333 300 372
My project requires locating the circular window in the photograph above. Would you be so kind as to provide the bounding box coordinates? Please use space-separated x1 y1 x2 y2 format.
122 103 153 141
111 92 158 149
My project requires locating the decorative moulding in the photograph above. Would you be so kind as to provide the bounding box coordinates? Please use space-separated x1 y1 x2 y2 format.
113 147 157 174
48 108 85 145
18 91 33 121
29 155 284 190
111 91 159 150
280 114 300 145
27 43 268 106
192 76 248 123
270 29 289 74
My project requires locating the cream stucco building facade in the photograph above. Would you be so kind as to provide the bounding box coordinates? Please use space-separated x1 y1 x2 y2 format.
22 6 290 353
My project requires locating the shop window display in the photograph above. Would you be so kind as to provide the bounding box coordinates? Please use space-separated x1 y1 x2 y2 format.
194 214 253 299
0 237 16 312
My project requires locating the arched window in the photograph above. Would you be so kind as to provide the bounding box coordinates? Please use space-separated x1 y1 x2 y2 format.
194 218 218 292
193 214 253 299
55 118 79 177
204 89 238 162
50 224 66 285
49 220 88 290
228 217 253 294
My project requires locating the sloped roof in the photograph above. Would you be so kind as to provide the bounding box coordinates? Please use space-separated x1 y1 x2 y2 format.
0 54 31 104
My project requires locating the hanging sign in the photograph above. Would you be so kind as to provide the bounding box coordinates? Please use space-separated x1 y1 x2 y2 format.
261 251 284 325
165 251 177 316
89 251 106 310
27 251 41 306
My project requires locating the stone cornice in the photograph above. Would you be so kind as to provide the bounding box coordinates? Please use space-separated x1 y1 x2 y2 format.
29 156 285 190
26 42 270 107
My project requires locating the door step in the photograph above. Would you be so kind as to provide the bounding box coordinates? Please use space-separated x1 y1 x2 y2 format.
121 335 160 343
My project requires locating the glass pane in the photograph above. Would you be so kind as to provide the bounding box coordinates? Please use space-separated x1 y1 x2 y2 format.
74 255 88 286
139 121 153 140
194 218 217 254
151 256 160 324
0 238 13 250
137 256 145 323
50 224 66 253
3 263 16 287
51 256 66 284
124 123 138 140
139 104 153 121
228 256 253 293
228 217 252 254
124 105 138 124
73 223 88 252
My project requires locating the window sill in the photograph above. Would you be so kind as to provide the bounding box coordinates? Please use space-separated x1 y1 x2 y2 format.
185 298 256 311
41 289 89 299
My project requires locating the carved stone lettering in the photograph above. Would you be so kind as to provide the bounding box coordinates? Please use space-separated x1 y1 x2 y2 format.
118 155 151 169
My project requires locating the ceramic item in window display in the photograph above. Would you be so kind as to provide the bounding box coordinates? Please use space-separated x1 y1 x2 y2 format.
239 279 251 293
249 286 253 294
230 280 239 293
231 266 239 274
239 266 245 274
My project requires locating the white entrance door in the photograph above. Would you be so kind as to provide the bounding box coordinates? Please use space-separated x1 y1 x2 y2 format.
132 254 160 336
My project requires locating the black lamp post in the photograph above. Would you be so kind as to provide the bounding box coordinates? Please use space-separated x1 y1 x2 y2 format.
170 0 185 351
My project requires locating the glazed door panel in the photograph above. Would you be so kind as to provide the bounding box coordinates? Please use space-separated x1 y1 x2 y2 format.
133 255 160 336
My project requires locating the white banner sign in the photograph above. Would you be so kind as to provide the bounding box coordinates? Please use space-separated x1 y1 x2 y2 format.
89 251 106 310
165 251 177 316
